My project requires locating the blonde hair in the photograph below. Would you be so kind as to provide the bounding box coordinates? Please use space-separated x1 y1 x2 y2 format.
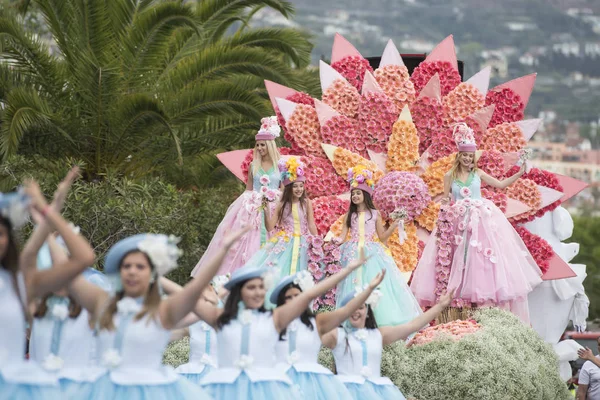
448 151 479 180
98 252 161 331
252 140 280 175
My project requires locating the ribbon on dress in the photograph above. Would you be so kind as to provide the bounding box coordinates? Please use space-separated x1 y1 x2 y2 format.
290 203 301 275
357 212 366 287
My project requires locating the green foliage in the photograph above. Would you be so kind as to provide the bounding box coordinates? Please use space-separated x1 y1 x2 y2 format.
0 0 318 184
163 336 190 367
570 216 600 321
1 156 243 281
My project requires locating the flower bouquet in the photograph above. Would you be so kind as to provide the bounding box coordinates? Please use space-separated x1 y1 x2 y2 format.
518 147 533 173
390 207 408 244
307 235 342 311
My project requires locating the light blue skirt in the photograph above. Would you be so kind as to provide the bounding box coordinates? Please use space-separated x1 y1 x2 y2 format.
0 375 61 400
59 379 96 400
371 382 406 400
287 368 352 400
245 234 309 308
202 371 302 400
177 365 214 385
89 374 213 399
337 241 422 326
343 381 382 400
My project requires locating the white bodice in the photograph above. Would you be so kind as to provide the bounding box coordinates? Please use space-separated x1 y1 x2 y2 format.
201 311 292 384
188 321 218 366
332 327 393 385
97 303 178 384
0 269 26 365
275 317 331 374
30 308 96 368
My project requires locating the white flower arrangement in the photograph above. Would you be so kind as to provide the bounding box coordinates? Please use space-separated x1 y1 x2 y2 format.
354 329 368 341
239 309 254 325
360 365 372 378
102 348 122 369
390 207 408 221
42 353 64 371
287 351 300 365
116 297 142 315
365 288 383 309
0 191 29 228
201 322 211 332
200 353 216 367
211 274 230 292
51 303 69 321
235 354 254 370
137 234 183 277
262 268 279 291
293 271 315 292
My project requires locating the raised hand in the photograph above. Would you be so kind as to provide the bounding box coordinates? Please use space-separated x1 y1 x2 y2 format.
438 288 456 308
368 270 386 289
24 180 48 212
222 225 251 248
51 166 80 212
578 347 595 361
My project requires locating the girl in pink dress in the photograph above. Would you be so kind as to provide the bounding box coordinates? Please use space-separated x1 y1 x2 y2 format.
191 117 282 277
410 123 543 323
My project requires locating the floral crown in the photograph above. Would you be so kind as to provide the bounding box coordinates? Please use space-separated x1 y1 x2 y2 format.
255 116 281 141
293 271 315 292
278 156 306 186
347 165 375 195
452 123 477 152
137 234 183 277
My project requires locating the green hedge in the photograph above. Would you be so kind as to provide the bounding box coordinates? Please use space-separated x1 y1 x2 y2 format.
1 156 243 284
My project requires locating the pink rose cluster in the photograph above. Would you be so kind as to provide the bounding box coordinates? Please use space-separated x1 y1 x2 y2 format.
442 82 486 124
506 178 542 222
481 188 508 213
357 91 399 153
372 172 431 221
307 236 343 310
322 79 361 118
331 55 374 91
410 60 462 96
505 166 563 222
311 196 349 235
427 127 457 162
410 96 444 154
374 64 416 110
304 157 348 199
485 88 525 128
407 319 482 347
320 115 366 157
481 122 527 153
477 150 506 182
512 225 552 274
433 205 458 304
285 104 325 157
276 92 315 154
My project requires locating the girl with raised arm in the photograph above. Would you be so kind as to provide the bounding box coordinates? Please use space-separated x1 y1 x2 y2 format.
322 286 454 400
410 123 542 322
333 165 422 327
195 251 369 399
1 171 96 399
191 116 282 276
64 226 249 399
269 256 384 400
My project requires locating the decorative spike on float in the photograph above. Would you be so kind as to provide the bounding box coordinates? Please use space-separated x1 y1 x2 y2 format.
367 149 388 173
417 73 442 102
264 80 299 114
505 198 532 219
217 149 252 183
465 66 492 97
516 119 542 142
314 99 340 126
361 70 385 95
470 105 496 131
491 73 537 109
398 104 413 123
274 97 298 122
542 252 577 280
331 33 364 63
537 185 566 210
321 143 384 181
379 39 405 68
553 174 589 203
500 152 521 171
319 60 348 93
424 35 458 71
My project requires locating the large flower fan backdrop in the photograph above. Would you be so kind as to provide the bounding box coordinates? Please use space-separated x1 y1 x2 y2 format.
225 33 585 300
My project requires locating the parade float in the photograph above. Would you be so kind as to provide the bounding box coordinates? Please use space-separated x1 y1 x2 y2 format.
185 34 590 399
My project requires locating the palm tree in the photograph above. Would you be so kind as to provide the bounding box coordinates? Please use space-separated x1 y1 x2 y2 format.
0 0 316 181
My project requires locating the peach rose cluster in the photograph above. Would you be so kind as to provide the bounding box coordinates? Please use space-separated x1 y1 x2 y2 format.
481 122 527 153
331 147 383 183
322 79 361 118
276 92 315 154
374 64 416 111
505 178 542 222
285 104 325 157
421 153 456 196
386 119 420 172
407 319 482 347
442 83 486 125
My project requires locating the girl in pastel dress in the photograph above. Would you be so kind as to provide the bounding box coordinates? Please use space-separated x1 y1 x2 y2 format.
191 116 282 277
194 248 369 400
246 156 318 306
30 237 110 399
333 165 423 327
410 123 542 323
65 224 249 399
269 260 383 400
322 282 454 400
1 171 96 400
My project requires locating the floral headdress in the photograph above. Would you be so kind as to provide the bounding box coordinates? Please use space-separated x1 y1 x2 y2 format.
347 165 375 195
255 116 281 141
0 189 30 228
278 156 306 186
452 123 477 152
